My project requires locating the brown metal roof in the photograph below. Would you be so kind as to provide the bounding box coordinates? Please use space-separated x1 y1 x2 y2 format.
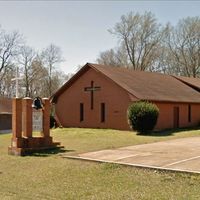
51 63 200 103
173 76 200 92
0 98 12 113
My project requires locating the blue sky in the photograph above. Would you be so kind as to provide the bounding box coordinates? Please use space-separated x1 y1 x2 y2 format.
0 1 199 74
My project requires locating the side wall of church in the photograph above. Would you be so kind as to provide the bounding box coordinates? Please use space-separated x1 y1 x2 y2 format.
154 102 200 130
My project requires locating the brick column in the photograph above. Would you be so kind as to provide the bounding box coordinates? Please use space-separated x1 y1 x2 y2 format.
10 98 25 149
42 98 50 138
12 98 22 138
22 97 32 138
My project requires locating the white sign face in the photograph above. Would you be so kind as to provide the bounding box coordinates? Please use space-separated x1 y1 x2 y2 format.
32 111 43 131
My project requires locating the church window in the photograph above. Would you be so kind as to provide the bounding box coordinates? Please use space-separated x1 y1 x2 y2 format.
101 103 105 122
80 103 84 122
188 104 191 122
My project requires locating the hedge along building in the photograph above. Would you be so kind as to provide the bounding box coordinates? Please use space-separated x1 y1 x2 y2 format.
51 63 200 131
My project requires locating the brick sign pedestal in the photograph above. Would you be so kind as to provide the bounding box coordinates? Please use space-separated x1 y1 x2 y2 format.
8 97 61 156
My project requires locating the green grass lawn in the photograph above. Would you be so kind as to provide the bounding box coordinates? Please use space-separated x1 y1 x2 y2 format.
0 128 200 200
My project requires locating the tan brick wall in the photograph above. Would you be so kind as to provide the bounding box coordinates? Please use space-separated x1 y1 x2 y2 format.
12 98 22 138
22 98 32 138
155 102 200 130
55 68 200 131
55 68 138 130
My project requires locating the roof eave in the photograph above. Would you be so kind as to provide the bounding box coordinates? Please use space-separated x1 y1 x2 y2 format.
172 75 200 92
50 63 91 103
141 99 200 104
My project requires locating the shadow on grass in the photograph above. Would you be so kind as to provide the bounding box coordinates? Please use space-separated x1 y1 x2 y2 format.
138 126 200 137
29 148 75 157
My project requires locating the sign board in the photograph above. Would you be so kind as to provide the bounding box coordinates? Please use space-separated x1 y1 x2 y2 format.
32 111 43 131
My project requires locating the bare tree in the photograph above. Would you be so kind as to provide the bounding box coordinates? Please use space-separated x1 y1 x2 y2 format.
0 28 23 83
0 28 66 98
107 11 166 70
29 57 49 97
17 45 36 97
50 70 67 94
0 64 15 97
41 44 63 96
97 44 129 67
29 54 66 98
166 17 200 77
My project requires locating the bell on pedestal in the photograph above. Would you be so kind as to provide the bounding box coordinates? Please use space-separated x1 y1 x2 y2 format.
32 97 43 110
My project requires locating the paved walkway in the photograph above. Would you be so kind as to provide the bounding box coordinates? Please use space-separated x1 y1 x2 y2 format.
65 137 200 174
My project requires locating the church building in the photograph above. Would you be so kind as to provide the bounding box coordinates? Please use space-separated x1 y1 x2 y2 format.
51 63 200 131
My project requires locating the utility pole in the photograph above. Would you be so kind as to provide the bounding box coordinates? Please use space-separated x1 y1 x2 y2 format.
11 66 23 98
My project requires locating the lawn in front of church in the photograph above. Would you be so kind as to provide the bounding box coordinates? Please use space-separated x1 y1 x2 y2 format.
0 128 200 199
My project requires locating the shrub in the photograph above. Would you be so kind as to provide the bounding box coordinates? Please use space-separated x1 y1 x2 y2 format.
127 101 159 134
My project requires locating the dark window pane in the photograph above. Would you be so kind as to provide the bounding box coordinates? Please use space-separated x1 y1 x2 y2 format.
80 103 84 122
188 104 191 122
101 103 105 122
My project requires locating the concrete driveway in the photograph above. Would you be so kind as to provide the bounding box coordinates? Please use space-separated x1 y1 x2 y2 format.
66 137 200 174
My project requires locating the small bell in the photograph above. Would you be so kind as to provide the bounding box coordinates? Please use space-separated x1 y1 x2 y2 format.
32 97 43 110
